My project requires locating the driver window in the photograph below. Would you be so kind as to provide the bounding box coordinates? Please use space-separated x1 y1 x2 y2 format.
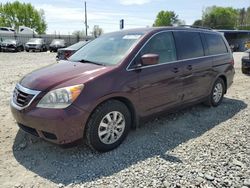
140 32 177 65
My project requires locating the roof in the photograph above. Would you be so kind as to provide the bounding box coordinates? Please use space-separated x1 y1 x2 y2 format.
107 26 218 36
217 29 250 34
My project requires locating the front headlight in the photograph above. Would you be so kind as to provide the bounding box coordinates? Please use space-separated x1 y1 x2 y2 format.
37 84 84 109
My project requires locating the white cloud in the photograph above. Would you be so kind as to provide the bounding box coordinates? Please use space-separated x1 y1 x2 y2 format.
119 0 151 5
36 4 126 22
34 4 128 34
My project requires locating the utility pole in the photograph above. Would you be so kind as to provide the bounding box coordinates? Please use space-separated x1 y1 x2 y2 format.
84 1 88 37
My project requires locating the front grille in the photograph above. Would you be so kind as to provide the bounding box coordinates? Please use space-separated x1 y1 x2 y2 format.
28 44 37 47
13 88 34 107
12 84 41 110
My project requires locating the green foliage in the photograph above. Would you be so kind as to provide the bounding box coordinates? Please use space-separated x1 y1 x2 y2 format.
237 7 250 30
193 20 203 26
202 6 238 29
0 1 47 34
153 11 179 27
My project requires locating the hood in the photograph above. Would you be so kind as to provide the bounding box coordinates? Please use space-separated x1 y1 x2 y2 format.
2 42 16 45
26 42 41 45
20 61 114 91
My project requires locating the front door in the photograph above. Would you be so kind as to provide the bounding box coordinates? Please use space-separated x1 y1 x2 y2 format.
130 31 183 116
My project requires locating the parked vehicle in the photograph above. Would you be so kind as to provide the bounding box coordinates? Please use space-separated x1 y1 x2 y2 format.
0 39 24 52
11 27 235 152
56 41 89 60
0 27 15 34
245 41 250 49
241 49 250 74
49 39 66 52
25 38 47 52
18 26 37 35
0 40 2 52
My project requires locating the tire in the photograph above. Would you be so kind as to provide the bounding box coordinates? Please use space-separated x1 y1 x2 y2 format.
85 100 131 152
205 78 225 107
242 67 248 74
25 49 29 52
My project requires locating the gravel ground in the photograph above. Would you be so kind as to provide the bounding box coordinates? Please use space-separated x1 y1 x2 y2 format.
0 52 249 188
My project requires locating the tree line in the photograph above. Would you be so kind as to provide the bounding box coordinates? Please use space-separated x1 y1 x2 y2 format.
193 6 250 30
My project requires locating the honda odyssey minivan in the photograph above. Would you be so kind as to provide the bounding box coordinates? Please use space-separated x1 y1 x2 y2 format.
11 27 235 152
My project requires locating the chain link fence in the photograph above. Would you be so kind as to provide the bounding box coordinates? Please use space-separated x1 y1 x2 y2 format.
0 33 93 46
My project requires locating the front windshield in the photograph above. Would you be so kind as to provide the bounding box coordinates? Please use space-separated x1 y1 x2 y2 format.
3 39 16 43
28 38 42 43
69 32 144 65
51 39 64 45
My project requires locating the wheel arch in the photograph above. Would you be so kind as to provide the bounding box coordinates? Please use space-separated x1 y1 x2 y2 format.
86 96 139 130
218 75 227 94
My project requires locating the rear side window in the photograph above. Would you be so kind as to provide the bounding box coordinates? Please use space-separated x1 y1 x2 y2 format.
205 33 228 55
140 32 177 64
173 31 204 60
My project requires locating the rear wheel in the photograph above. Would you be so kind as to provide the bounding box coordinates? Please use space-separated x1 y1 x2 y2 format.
205 78 225 107
85 100 131 152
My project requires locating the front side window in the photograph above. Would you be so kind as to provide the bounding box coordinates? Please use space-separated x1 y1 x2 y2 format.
173 31 204 60
139 32 177 64
205 33 228 55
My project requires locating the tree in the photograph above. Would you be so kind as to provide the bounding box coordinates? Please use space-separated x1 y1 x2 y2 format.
0 1 47 34
92 25 103 38
153 10 179 26
193 19 203 26
202 6 238 29
72 30 85 37
237 7 250 30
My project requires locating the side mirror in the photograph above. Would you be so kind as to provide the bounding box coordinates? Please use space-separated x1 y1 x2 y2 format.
141 53 159 66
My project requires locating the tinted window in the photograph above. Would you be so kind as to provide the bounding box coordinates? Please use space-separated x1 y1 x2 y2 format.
205 33 228 55
140 32 177 64
174 31 204 59
0 28 8 31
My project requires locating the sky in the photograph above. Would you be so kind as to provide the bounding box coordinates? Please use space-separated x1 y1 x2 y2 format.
1 0 250 34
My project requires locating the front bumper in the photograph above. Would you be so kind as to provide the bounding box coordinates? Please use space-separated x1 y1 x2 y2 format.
11 104 90 144
1 46 16 51
49 46 64 51
25 45 41 50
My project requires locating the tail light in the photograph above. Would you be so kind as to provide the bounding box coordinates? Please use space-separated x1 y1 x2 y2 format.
64 51 72 60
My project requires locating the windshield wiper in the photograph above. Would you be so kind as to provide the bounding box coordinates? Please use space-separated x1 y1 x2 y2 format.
78 59 105 66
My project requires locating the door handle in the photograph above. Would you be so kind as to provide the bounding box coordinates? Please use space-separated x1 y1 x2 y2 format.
187 65 192 70
171 67 179 73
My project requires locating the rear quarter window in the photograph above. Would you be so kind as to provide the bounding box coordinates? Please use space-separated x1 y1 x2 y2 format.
204 33 228 55
173 31 204 60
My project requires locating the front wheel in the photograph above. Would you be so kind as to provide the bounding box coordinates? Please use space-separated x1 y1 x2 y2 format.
205 78 225 107
85 100 131 152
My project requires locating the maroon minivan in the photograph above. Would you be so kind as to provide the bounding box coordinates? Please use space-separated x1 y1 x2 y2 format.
11 27 235 152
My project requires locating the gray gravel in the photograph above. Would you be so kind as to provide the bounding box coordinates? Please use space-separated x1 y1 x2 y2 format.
0 52 249 188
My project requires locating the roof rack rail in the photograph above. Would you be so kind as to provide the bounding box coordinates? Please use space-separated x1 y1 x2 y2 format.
179 25 213 30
